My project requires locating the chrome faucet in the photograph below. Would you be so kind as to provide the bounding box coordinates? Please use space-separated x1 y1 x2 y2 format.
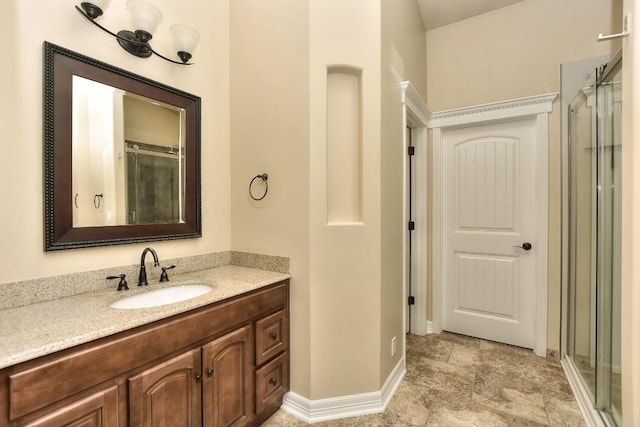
138 247 160 286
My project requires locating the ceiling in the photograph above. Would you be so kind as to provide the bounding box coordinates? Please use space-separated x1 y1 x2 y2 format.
417 0 526 31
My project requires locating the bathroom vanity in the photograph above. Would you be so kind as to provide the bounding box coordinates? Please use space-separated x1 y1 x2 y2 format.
0 266 289 426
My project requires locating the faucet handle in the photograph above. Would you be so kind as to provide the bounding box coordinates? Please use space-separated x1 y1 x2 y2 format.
159 265 176 282
107 274 129 291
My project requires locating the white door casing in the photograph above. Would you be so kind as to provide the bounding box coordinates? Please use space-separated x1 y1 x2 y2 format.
401 82 430 337
442 119 536 348
429 93 557 357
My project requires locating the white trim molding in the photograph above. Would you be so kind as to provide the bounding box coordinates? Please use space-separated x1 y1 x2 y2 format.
431 125 444 336
401 81 430 125
281 357 406 423
401 81 430 337
428 93 557 128
429 93 558 357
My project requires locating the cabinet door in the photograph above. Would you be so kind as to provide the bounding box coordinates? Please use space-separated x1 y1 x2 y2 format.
129 349 202 427
202 325 254 427
25 386 118 427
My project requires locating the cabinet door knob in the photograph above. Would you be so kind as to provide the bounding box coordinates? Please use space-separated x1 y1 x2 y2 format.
195 374 202 382
269 378 278 387
207 369 214 377
270 332 278 340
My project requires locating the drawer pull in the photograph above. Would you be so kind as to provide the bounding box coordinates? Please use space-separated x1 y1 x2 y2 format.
268 378 278 387
270 332 278 340
207 369 214 377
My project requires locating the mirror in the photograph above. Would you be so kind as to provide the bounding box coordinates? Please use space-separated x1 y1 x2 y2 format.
44 42 201 250
72 76 186 227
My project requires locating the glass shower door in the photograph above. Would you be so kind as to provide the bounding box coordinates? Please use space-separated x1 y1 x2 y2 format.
568 71 597 401
567 55 622 426
596 59 622 425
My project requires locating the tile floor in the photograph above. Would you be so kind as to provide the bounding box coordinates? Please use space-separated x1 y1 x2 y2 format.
263 332 585 426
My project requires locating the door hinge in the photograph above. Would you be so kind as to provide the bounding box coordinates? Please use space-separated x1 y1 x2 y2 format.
408 221 415 231
407 146 415 156
408 296 415 305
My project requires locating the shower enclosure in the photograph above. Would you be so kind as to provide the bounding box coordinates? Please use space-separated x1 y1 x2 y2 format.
125 141 185 225
566 52 621 426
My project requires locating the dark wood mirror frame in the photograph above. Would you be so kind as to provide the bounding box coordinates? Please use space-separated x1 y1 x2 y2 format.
43 42 201 251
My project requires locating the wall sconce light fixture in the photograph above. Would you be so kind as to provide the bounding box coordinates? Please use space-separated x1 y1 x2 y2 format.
76 0 200 65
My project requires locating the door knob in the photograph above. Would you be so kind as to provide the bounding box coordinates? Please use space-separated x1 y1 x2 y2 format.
513 242 532 251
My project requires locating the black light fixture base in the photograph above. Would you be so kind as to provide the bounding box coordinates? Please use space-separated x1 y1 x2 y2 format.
116 30 152 58
76 4 194 65
177 51 192 64
80 2 103 19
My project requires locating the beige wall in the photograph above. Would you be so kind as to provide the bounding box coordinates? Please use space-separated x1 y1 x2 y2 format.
308 0 382 398
621 0 639 425
0 0 230 284
229 0 312 398
124 96 180 148
425 0 617 351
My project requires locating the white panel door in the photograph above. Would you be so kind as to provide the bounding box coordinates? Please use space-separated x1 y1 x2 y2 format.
442 118 537 348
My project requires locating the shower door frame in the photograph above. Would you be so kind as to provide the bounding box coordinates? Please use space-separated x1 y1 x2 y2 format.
562 50 622 427
560 54 609 361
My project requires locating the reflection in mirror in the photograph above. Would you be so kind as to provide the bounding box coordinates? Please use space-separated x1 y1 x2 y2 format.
44 42 201 250
72 76 186 227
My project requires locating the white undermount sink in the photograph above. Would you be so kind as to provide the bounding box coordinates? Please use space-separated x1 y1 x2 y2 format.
111 284 213 309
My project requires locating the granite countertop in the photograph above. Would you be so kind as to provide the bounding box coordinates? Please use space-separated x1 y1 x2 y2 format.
0 265 290 370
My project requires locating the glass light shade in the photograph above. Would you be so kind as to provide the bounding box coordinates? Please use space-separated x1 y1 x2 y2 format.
126 0 163 34
89 0 111 10
169 24 200 54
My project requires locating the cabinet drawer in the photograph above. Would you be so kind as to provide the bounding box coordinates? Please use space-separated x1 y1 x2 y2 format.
255 310 288 366
255 353 289 415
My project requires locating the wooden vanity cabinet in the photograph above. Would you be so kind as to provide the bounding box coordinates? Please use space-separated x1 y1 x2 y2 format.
17 386 119 427
0 280 289 427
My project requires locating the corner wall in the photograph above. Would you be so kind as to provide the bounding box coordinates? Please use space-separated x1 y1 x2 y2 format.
230 0 383 400
229 0 312 398
307 0 383 399
425 0 617 351
231 0 427 403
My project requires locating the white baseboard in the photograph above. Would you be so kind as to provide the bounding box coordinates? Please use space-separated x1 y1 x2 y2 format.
410 319 432 336
281 357 406 424
426 321 433 334
411 318 429 336
561 357 607 427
